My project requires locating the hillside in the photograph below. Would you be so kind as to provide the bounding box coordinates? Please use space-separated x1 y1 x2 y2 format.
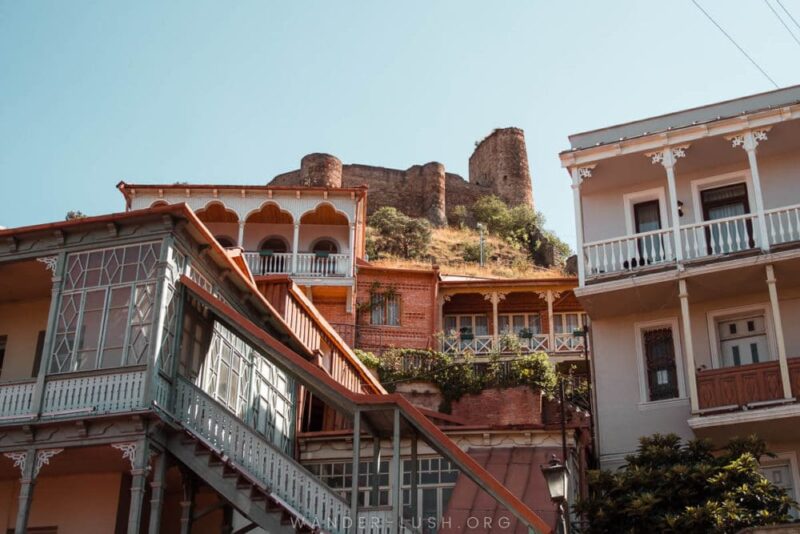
369 226 567 279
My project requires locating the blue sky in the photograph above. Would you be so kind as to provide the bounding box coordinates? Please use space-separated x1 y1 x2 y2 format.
2 1 799 246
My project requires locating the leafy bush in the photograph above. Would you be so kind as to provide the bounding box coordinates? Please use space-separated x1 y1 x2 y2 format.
363 345 557 412
366 207 432 260
354 348 381 369
462 241 493 263
470 195 572 267
574 434 796 533
451 205 469 228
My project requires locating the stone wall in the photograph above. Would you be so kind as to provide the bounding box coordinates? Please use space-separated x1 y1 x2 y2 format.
267 127 534 227
469 127 533 209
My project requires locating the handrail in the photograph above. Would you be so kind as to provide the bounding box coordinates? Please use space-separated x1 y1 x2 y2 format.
679 211 755 230
174 376 351 533
582 226 673 247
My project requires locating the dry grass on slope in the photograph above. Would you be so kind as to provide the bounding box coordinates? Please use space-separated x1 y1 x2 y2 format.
369 226 567 279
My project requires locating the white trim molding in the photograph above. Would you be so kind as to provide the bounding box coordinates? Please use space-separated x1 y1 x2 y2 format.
705 302 777 370
689 169 754 226
623 187 670 237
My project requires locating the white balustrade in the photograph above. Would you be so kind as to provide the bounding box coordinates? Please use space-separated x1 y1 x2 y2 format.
0 380 35 420
243 252 292 276
583 228 674 276
174 377 351 533
41 368 147 417
522 334 550 352
554 333 585 353
765 204 800 247
294 253 350 277
681 213 758 260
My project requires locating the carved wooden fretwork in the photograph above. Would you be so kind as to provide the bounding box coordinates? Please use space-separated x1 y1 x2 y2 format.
34 449 64 478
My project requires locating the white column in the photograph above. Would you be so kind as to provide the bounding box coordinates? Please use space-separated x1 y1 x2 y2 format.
766 265 792 399
236 221 245 248
291 222 300 274
485 292 505 345
348 223 356 277
570 167 591 286
647 147 688 263
391 409 401 534
729 130 771 251
678 279 699 413
546 290 555 351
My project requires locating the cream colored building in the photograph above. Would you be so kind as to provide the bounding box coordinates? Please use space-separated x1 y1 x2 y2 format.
563 85 800 500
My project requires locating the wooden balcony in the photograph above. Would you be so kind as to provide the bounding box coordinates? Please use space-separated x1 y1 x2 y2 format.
243 251 352 277
697 360 784 411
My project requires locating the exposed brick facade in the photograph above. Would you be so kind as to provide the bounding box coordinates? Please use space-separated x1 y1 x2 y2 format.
354 265 438 352
450 386 543 426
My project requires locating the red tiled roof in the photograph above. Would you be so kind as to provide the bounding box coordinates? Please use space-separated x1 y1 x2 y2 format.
442 447 560 534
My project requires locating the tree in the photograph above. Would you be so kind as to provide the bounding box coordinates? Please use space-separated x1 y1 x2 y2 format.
470 195 572 267
574 434 795 533
367 207 431 260
65 210 87 220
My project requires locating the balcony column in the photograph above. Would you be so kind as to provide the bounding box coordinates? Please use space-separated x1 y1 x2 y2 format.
291 222 300 274
678 279 699 413
31 251 66 416
646 146 689 264
113 440 150 534
179 467 195 534
350 409 361 534
570 166 593 286
484 292 506 345
391 408 402 534
349 222 356 277
5 449 34 534
236 221 245 248
540 290 558 352
148 449 167 534
766 265 792 399
728 130 771 251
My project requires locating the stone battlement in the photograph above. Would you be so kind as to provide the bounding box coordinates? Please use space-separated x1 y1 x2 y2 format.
268 127 534 226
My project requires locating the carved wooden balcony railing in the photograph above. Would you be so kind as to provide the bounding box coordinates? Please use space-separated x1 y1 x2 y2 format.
697 360 783 410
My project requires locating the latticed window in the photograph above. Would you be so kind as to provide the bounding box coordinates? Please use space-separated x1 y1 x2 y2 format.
202 321 295 454
50 243 160 374
643 327 679 401
371 293 400 326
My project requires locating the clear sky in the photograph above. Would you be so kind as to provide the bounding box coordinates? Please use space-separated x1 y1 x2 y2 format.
2 1 799 247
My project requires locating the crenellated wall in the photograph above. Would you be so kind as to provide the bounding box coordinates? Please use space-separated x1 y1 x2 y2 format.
268 127 534 226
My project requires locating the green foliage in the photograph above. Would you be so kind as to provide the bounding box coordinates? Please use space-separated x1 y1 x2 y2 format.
469 195 572 267
462 241 494 263
451 205 469 228
354 348 381 369
355 281 398 315
574 433 796 533
65 210 87 220
366 207 432 260
363 345 558 412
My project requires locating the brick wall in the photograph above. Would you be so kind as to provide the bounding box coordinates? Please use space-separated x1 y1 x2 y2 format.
450 386 543 426
355 266 438 352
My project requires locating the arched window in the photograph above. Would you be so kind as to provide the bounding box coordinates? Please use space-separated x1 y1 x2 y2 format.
312 239 339 255
259 237 289 254
215 235 236 248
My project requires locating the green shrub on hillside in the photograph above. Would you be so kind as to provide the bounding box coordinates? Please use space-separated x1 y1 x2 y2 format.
366 207 431 260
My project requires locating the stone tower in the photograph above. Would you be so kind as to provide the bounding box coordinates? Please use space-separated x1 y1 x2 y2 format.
300 153 343 188
468 127 534 209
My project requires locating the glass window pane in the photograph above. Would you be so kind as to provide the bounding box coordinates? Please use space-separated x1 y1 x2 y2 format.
474 316 488 336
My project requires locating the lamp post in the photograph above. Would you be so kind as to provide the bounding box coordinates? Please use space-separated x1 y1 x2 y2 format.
541 455 570 534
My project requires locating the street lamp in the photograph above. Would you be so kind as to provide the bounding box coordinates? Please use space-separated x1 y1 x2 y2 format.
541 455 570 533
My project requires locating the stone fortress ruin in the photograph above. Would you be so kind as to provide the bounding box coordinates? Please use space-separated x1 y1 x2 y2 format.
269 127 534 226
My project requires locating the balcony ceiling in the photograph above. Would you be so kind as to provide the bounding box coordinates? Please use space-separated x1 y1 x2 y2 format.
0 258 52 303
582 118 800 195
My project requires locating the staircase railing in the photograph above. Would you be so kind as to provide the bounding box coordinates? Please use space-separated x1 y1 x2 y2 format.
173 376 351 533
